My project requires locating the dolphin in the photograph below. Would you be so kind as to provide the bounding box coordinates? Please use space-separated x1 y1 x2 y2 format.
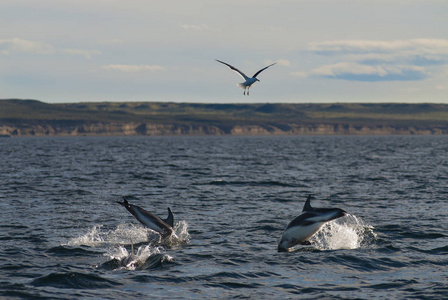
120 242 138 268
278 195 347 252
117 198 174 239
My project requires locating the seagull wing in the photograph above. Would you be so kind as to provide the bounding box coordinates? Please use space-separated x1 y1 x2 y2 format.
252 63 276 78
216 59 249 80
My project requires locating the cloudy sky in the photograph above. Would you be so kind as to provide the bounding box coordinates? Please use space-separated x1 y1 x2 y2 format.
1 0 447 103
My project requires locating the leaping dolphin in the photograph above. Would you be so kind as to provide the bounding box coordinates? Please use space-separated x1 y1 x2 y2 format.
117 198 174 239
278 195 347 252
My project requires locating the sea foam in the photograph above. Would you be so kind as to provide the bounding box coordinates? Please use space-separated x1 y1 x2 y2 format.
66 220 190 247
310 214 376 250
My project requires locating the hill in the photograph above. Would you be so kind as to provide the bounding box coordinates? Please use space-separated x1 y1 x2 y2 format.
1 99 448 136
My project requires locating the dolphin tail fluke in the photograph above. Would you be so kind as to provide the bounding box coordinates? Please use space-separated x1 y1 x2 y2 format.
117 197 130 208
302 194 313 212
163 207 174 227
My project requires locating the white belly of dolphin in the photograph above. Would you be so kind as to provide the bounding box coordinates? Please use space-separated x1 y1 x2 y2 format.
133 209 164 232
281 222 324 244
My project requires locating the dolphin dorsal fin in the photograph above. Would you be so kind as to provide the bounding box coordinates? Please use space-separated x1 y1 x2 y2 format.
163 207 174 227
302 195 313 212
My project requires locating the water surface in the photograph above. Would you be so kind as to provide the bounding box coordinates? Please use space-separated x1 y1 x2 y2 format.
1 136 447 299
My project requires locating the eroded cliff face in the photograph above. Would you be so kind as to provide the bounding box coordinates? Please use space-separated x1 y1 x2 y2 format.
1 122 447 137
0 123 228 137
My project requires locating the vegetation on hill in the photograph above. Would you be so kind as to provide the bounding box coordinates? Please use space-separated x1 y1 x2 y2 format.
1 99 448 136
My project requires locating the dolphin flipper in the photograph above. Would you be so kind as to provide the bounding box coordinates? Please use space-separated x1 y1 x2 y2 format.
163 207 174 227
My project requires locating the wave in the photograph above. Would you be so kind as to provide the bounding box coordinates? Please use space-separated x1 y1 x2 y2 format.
204 179 299 187
31 271 119 289
47 245 103 257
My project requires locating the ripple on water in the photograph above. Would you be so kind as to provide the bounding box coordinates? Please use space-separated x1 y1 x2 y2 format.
2 136 448 299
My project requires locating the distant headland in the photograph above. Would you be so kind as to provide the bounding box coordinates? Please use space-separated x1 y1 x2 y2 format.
1 99 448 136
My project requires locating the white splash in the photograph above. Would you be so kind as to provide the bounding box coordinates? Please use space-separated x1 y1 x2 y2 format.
309 214 376 250
66 224 150 247
107 245 174 270
66 221 190 247
167 220 190 246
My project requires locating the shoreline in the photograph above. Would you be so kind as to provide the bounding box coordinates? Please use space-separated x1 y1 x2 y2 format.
2 122 448 137
2 99 448 137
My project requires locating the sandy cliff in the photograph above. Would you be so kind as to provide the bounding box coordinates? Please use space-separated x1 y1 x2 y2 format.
1 122 447 137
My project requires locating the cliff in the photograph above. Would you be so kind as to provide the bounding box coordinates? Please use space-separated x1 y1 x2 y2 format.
1 99 448 136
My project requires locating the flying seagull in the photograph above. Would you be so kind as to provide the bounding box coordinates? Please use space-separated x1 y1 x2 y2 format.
216 59 276 95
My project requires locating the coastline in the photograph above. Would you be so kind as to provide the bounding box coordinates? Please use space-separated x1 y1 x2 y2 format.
2 99 448 137
2 122 447 137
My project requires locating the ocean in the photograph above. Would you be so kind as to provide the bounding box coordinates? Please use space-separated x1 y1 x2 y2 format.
1 135 447 299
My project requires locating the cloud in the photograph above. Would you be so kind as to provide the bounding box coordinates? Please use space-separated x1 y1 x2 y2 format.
311 62 427 81
264 59 290 67
0 38 101 59
101 64 166 72
63 49 101 59
310 39 448 55
310 39 448 65
307 39 448 81
180 24 209 30
0 38 54 55
99 39 124 45
290 71 307 78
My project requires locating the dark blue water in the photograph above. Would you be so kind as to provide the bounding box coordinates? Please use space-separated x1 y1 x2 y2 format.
1 136 447 299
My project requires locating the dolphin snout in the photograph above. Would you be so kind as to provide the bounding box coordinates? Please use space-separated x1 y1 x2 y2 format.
278 238 297 252
278 245 289 252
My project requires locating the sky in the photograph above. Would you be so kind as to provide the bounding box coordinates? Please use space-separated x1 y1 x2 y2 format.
1 0 447 103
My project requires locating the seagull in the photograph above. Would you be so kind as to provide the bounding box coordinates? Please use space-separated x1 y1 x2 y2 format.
216 59 276 95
